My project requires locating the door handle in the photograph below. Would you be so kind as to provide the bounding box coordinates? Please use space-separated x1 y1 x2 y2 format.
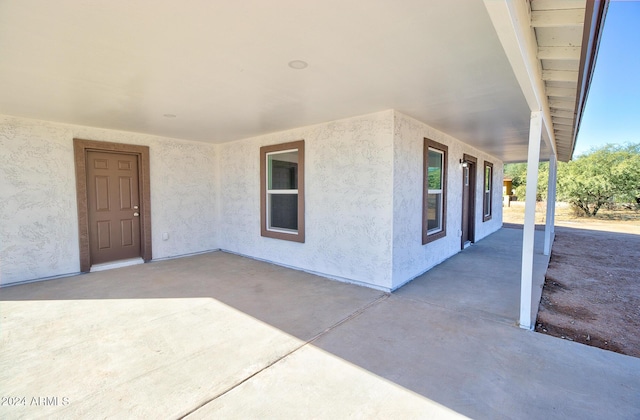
133 212 140 217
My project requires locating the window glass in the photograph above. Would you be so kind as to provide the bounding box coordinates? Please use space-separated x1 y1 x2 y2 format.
427 194 441 232
427 148 444 233
428 150 443 190
268 151 298 190
483 162 493 221
423 139 447 244
269 194 298 230
485 166 491 191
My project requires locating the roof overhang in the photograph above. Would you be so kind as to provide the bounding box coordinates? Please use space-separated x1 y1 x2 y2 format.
572 0 609 160
0 1 606 163
484 0 608 163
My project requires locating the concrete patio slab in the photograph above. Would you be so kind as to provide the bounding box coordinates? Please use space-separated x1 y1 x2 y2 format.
2 251 385 341
187 341 465 420
396 227 549 325
312 294 640 419
1 298 304 418
1 228 639 419
0 252 383 419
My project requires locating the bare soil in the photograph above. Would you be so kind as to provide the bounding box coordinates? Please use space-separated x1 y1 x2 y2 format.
503 201 640 357
536 226 640 357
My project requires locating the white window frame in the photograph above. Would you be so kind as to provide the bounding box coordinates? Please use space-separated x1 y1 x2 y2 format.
266 148 299 234
260 140 305 243
427 148 445 234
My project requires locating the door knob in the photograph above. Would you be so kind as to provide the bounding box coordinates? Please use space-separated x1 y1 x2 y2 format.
133 212 140 217
134 205 139 209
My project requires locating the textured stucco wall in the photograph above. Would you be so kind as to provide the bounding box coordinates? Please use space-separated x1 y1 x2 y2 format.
218 111 395 289
391 111 502 289
0 118 79 284
0 115 218 285
2 109 505 290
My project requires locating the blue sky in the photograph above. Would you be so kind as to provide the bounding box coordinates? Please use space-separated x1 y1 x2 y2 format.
574 0 640 156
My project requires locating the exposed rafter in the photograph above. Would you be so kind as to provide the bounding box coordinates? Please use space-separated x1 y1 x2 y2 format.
531 10 586 27
550 109 575 119
546 87 577 98
549 99 576 110
542 70 579 83
552 116 574 125
538 46 581 60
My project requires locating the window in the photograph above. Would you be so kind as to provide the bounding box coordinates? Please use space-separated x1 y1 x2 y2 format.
483 161 493 221
260 140 305 242
423 138 447 244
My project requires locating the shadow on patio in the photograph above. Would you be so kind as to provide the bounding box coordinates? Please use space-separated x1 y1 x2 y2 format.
2 227 639 419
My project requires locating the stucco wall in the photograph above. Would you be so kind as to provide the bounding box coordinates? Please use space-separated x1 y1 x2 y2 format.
0 115 218 285
2 110 505 291
218 111 395 290
391 111 503 289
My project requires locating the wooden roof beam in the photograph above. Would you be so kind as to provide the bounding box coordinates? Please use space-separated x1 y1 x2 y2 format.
531 0 587 11
542 70 579 82
538 46 581 60
546 87 577 98
552 116 575 125
550 109 575 119
549 99 575 110
532 9 586 27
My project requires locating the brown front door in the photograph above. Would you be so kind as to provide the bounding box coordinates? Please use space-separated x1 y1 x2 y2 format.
86 151 141 264
461 155 476 249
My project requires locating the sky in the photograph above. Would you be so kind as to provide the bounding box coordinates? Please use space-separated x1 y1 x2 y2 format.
574 0 640 156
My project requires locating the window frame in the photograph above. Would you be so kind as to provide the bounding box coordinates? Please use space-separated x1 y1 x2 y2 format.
483 161 493 222
260 140 305 242
422 138 448 244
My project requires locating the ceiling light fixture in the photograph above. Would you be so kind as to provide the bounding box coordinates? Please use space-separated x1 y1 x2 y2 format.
163 114 177 118
288 60 308 70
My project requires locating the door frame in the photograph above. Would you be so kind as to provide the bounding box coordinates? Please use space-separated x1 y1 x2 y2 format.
73 139 152 272
461 153 477 249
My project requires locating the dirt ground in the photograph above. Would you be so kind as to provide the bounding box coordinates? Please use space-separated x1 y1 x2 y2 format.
504 202 640 358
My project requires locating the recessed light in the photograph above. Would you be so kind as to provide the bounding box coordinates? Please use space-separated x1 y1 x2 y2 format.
163 114 177 118
288 60 308 70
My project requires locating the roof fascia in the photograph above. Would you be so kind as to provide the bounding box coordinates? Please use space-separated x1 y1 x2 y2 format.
570 0 609 160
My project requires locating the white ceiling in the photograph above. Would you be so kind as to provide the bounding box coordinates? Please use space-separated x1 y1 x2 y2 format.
0 0 550 162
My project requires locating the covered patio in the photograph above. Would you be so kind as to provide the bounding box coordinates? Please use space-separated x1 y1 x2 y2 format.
2 227 639 419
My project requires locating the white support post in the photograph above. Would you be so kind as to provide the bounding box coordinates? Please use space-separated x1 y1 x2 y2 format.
544 154 557 256
550 157 557 236
520 111 542 330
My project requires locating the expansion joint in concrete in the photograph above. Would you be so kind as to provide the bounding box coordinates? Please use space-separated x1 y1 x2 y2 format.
178 293 390 419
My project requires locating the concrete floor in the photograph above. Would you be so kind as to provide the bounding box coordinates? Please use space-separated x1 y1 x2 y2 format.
1 227 639 419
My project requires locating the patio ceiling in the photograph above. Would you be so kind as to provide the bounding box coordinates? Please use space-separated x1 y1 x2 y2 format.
0 1 598 162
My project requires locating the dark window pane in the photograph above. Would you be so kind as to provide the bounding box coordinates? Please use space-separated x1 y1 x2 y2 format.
427 193 441 232
485 191 491 215
269 194 298 230
268 153 298 190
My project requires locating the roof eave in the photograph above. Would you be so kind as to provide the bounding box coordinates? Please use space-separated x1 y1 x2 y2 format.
568 0 610 162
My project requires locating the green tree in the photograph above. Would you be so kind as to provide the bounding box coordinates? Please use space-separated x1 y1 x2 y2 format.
557 143 640 216
504 162 548 201
611 144 640 205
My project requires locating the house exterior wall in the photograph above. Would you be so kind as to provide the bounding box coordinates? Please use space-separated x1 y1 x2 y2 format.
218 111 395 290
0 115 218 286
1 110 503 291
391 111 503 289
